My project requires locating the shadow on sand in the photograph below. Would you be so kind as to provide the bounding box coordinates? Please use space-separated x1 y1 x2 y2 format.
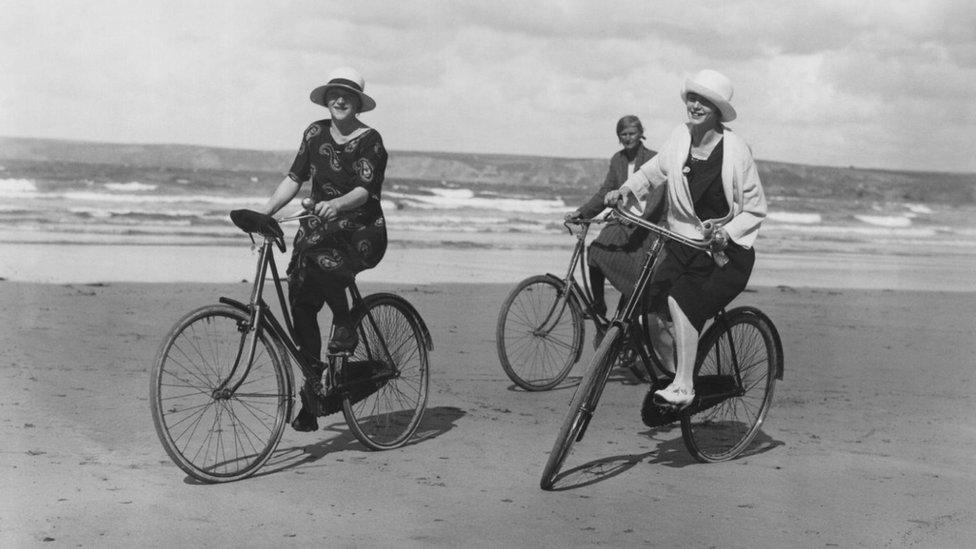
545 429 783 491
182 405 466 484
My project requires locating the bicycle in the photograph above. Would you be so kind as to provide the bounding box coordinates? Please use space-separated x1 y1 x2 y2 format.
495 215 673 391
149 200 432 483
540 206 784 490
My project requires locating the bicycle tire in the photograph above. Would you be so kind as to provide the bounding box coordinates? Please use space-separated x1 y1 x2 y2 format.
496 275 585 391
540 325 622 490
150 304 290 482
342 294 430 450
680 309 778 463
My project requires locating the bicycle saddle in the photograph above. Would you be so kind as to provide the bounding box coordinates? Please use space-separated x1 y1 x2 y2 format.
230 209 285 249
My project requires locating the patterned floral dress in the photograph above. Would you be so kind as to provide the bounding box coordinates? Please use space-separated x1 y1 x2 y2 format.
286 119 388 284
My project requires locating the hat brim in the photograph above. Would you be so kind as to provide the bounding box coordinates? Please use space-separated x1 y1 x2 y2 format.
310 83 376 113
681 81 736 122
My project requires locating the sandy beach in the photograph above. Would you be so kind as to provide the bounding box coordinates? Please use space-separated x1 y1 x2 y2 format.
3 272 976 546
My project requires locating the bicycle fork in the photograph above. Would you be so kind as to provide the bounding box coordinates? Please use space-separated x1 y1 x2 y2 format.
213 241 275 399
572 331 623 442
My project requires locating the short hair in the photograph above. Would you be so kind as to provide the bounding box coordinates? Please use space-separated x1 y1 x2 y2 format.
616 115 644 137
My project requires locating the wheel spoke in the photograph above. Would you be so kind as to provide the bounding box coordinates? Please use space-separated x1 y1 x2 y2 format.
151 306 288 482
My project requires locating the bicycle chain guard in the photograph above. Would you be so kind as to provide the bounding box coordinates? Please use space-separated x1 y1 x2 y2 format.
303 355 394 417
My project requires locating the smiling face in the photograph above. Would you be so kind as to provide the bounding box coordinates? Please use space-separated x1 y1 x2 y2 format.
617 125 642 152
685 92 721 130
325 88 361 122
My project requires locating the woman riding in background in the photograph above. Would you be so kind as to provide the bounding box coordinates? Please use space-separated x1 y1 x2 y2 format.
259 66 388 431
605 69 767 407
565 116 666 339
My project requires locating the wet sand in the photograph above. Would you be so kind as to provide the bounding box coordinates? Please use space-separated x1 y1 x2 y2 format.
2 280 976 546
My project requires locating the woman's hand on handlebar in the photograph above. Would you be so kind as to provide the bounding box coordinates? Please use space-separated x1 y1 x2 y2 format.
304 198 339 221
707 226 729 252
604 187 633 207
564 210 581 221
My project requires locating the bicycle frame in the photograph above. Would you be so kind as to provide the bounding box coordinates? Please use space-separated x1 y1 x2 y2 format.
212 229 316 397
533 220 605 337
574 207 719 415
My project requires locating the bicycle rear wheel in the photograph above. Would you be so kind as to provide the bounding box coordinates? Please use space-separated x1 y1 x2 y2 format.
342 294 430 450
540 325 622 490
680 309 778 462
150 305 290 482
496 275 584 391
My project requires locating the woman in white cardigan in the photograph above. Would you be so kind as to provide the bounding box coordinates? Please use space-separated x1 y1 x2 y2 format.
604 69 767 407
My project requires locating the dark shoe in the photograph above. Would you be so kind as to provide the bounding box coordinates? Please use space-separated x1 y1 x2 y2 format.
327 325 359 353
291 405 318 432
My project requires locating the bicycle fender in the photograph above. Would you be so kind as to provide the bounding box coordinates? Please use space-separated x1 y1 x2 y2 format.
359 293 434 351
723 306 785 380
216 296 298 416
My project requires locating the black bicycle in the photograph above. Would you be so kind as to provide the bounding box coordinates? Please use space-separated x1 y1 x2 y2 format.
150 200 432 483
540 206 784 490
496 216 673 390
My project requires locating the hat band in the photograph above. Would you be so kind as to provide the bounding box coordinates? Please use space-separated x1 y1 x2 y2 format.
327 78 363 92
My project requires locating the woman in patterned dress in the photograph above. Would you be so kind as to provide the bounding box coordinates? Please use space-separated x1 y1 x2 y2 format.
259 67 388 431
605 70 767 407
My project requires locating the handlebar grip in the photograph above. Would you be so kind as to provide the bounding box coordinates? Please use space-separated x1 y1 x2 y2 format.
712 250 729 267
301 197 315 212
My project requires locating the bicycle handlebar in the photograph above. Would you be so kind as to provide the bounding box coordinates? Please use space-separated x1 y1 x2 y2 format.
610 205 729 266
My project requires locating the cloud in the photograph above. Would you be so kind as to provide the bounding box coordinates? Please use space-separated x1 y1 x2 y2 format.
2 0 975 171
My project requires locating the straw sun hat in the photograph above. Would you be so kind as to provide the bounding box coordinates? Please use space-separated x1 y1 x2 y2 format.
310 67 376 113
681 69 736 122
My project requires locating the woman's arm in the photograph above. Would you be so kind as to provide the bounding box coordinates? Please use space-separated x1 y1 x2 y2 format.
722 153 767 246
260 176 302 215
311 187 369 221
573 155 620 219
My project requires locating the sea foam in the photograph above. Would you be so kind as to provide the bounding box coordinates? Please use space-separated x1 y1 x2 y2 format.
767 211 821 224
104 181 158 192
854 215 912 228
387 188 566 214
0 178 38 194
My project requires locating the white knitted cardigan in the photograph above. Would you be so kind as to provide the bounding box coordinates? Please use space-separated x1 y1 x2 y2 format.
622 123 767 248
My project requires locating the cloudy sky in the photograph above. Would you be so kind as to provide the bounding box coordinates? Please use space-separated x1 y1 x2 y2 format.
2 0 974 172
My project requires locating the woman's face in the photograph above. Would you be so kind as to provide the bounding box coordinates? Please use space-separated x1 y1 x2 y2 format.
618 126 642 152
685 92 721 129
325 88 360 121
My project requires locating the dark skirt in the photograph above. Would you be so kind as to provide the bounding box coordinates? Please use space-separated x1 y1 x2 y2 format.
649 240 755 332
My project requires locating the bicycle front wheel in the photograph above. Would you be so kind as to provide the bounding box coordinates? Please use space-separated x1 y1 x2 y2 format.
496 275 584 391
342 295 430 450
680 310 777 463
150 304 290 483
540 325 622 490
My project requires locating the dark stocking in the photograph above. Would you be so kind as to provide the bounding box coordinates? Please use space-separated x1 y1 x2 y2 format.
589 264 607 316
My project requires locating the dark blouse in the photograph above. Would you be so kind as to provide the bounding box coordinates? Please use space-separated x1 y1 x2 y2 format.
577 145 657 219
686 139 728 221
286 119 388 276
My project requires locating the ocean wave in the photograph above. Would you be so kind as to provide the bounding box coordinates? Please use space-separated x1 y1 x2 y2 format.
60 191 266 205
905 203 934 215
767 211 822 224
104 181 158 192
854 215 912 228
386 190 566 214
0 178 38 194
67 207 203 219
426 188 475 199
772 223 935 237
